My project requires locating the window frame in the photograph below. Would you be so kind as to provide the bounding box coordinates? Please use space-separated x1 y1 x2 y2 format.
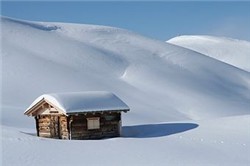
87 117 100 130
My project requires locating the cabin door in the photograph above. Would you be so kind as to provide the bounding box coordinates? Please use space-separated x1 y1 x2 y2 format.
50 115 60 138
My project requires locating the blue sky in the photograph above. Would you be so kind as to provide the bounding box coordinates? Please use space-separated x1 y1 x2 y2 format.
1 1 250 41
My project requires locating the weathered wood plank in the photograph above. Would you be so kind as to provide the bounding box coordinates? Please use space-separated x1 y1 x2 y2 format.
38 119 50 123
39 132 51 137
38 123 50 127
35 110 122 139
71 124 86 127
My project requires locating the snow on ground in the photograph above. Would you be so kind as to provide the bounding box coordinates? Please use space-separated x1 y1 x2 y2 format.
167 35 250 72
1 16 250 166
2 115 250 166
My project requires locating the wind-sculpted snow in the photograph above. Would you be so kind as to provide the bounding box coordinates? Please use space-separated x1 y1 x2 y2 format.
1 116 249 166
167 35 250 72
1 16 250 124
1 16 250 166
1 17 59 31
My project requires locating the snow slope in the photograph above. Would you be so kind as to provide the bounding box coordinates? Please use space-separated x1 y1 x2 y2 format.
2 115 250 166
167 35 250 72
1 17 250 166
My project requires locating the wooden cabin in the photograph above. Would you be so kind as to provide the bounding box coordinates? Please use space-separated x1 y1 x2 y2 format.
24 91 130 140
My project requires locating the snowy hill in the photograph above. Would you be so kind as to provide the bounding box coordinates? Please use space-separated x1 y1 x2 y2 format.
1 17 250 166
167 35 250 72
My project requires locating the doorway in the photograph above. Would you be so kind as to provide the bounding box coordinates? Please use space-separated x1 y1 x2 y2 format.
50 115 60 138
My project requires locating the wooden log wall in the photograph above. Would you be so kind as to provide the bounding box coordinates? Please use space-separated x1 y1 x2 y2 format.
59 116 69 139
70 112 121 140
35 111 121 140
37 115 51 138
36 115 69 139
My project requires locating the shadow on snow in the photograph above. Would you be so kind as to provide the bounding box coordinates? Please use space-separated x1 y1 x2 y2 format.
20 131 37 137
19 123 199 139
122 123 198 138
2 17 59 31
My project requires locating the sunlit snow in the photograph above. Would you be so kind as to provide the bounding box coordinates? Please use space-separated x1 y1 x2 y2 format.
1 17 250 166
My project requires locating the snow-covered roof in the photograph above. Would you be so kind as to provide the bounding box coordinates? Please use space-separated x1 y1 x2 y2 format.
24 91 130 115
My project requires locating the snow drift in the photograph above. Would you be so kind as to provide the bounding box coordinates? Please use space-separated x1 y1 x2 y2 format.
167 35 250 72
1 16 250 124
1 16 250 166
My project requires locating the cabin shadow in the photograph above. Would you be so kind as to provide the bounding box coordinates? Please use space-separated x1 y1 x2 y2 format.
20 131 37 137
19 123 199 139
122 123 198 138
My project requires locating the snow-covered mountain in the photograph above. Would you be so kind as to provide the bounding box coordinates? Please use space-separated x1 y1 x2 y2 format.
167 35 250 72
1 17 250 166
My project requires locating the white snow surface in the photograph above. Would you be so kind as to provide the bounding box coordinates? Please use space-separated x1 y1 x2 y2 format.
167 35 250 72
1 17 250 166
25 91 130 114
2 115 250 166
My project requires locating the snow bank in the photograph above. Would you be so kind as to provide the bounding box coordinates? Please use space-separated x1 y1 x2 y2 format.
1 16 250 166
167 35 250 72
2 16 250 122
1 115 249 166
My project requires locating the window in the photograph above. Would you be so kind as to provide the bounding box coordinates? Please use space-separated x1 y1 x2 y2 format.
87 117 100 130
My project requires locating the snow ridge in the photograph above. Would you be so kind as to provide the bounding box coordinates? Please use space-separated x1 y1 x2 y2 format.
2 16 250 122
167 35 250 72
1 16 250 166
